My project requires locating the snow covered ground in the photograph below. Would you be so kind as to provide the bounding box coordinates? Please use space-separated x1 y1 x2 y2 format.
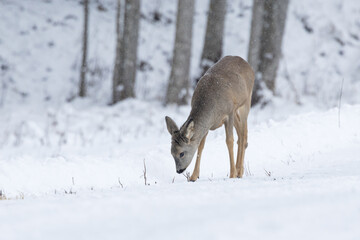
1 173 360 240
1 0 360 239
1 101 359 239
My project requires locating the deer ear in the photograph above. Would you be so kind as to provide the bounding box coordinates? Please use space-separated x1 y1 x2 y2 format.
165 116 179 135
181 119 194 141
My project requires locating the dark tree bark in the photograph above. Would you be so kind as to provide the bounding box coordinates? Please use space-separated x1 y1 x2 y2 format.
248 0 289 105
197 0 227 82
165 0 195 105
118 0 140 100
112 0 123 104
79 0 89 97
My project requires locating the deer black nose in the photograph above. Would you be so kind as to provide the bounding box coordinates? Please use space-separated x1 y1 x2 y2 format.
177 168 185 174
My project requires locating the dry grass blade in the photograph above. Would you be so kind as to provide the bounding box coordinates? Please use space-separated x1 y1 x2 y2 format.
264 169 271 177
183 171 191 182
143 159 148 186
118 177 124 188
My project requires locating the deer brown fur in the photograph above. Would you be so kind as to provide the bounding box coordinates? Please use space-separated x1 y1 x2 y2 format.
165 56 254 181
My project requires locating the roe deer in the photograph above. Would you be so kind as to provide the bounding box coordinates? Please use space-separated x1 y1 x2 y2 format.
165 56 254 181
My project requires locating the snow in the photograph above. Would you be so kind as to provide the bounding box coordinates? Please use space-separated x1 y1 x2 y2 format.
1 177 359 240
1 0 360 239
1 101 359 239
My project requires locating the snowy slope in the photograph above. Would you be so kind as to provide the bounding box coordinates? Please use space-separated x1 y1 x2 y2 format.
0 103 360 239
1 100 359 196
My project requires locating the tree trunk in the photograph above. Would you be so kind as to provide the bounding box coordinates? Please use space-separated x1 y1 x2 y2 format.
197 0 227 82
248 0 264 103
118 0 140 100
248 0 289 105
165 0 195 105
112 0 123 104
79 0 89 97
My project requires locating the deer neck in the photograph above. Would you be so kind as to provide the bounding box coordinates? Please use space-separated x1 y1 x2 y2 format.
187 105 214 145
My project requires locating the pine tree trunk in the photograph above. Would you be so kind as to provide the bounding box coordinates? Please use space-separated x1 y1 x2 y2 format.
79 0 89 97
112 0 122 104
198 0 227 81
118 0 140 100
248 0 289 105
165 0 195 105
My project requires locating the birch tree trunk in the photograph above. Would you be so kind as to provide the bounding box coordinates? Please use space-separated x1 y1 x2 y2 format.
165 0 195 105
248 0 289 105
197 0 227 81
118 0 140 100
79 0 89 97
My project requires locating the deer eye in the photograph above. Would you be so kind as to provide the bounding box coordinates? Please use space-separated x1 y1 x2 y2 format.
180 152 185 158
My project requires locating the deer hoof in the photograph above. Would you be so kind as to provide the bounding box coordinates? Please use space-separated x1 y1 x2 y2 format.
189 175 199 182
230 171 237 178
236 168 244 178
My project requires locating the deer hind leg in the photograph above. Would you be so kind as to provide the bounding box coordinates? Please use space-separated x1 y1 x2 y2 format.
235 104 250 178
189 132 208 182
224 113 237 178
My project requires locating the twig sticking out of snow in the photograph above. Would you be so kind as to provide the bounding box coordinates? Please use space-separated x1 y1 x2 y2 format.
245 161 253 176
264 169 271 177
64 188 76 195
338 78 344 128
183 171 190 182
118 178 124 188
143 159 148 186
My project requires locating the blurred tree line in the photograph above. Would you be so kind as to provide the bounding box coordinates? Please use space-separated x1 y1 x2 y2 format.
79 0 289 107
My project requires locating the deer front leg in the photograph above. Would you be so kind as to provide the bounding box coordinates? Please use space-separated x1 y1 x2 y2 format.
225 115 237 178
189 133 208 182
235 118 247 178
235 105 250 178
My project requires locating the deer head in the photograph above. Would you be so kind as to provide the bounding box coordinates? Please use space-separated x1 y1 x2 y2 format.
165 116 197 174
